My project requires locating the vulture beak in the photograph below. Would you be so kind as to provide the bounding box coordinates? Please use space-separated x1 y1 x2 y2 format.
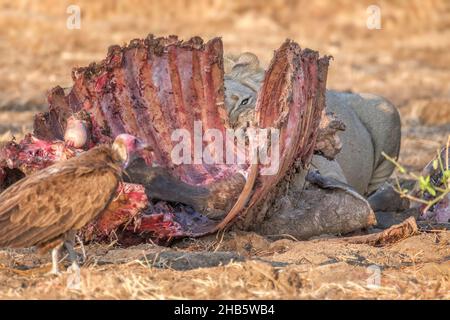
137 140 151 152
127 139 152 169
136 140 152 157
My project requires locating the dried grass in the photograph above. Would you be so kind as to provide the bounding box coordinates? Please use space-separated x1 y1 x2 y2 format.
0 232 448 299
0 254 448 300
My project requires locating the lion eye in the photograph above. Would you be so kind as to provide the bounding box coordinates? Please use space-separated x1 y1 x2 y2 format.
240 98 250 106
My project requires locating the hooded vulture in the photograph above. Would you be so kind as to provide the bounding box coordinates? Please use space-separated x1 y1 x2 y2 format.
0 134 147 274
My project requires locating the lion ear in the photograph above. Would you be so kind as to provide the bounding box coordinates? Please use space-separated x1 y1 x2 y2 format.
224 54 238 74
236 52 260 71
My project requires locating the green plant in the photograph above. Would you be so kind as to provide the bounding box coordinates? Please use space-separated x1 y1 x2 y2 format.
382 135 450 214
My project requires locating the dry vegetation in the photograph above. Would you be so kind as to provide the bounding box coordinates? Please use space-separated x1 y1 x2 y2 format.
0 0 449 299
1 231 449 299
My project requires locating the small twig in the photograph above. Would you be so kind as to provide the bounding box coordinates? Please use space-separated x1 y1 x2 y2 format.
265 233 301 242
444 136 449 170
343 217 418 246
76 235 87 262
213 229 226 253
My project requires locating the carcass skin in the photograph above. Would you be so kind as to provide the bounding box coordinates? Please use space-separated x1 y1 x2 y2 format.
124 158 246 219
224 53 401 197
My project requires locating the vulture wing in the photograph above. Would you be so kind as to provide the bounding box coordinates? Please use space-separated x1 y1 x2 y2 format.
0 147 120 248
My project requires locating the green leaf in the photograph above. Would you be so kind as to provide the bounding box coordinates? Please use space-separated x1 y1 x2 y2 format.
419 176 430 192
443 169 450 182
432 159 439 170
426 186 436 197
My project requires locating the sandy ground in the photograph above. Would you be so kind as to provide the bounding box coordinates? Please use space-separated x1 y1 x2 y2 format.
0 231 449 299
0 0 449 299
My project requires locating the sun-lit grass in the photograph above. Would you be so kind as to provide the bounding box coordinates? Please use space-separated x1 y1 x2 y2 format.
0 232 449 299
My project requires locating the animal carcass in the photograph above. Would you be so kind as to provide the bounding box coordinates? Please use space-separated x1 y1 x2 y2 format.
0 35 331 244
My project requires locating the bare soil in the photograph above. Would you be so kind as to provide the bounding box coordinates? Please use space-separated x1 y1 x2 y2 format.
0 0 449 299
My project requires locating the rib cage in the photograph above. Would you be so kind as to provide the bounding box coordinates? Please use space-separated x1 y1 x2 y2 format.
34 35 235 186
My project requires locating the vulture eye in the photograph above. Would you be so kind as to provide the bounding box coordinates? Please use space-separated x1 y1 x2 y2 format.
240 98 250 106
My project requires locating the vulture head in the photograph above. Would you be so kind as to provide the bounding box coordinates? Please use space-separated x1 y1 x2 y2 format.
112 134 149 168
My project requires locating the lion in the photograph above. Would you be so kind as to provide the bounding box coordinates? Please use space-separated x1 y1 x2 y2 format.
224 52 401 197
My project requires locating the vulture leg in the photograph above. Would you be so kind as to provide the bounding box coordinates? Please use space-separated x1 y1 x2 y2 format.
76 235 87 263
49 244 63 275
64 230 80 272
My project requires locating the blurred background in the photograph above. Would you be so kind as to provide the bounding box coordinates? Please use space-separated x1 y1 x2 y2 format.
0 0 449 171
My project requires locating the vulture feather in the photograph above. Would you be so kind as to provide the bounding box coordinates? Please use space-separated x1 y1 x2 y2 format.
0 134 147 274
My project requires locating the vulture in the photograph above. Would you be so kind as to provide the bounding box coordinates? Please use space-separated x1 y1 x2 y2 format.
0 134 148 274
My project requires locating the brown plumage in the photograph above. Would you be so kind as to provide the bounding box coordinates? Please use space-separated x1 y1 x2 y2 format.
0 134 147 274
